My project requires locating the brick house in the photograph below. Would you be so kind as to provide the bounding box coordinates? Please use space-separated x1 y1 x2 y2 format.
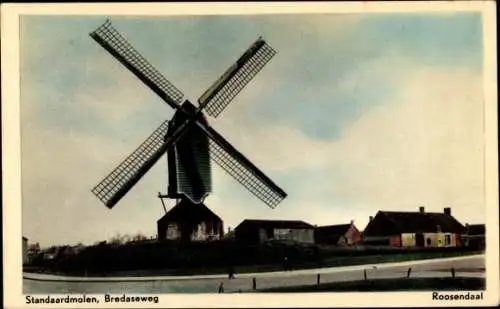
314 221 362 246
363 207 465 247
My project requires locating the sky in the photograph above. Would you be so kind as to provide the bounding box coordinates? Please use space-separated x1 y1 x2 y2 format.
20 12 487 247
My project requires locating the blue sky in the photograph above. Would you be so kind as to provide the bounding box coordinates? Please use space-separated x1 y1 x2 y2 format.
20 12 486 246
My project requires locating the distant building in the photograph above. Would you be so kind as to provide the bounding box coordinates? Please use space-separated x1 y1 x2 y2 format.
22 237 28 265
234 219 315 244
28 242 40 253
463 224 485 249
363 207 465 247
157 199 223 242
315 221 362 246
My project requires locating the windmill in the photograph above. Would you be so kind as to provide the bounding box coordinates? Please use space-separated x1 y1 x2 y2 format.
90 20 287 242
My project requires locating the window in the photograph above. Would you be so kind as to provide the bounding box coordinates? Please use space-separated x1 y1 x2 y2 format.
266 228 274 238
445 235 451 245
426 238 431 246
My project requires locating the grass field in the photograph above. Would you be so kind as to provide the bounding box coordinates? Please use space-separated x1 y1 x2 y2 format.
258 277 486 292
226 250 482 276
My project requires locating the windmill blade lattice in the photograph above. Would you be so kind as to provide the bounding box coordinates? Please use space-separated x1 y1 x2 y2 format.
198 38 276 118
90 20 184 109
200 124 287 208
92 120 171 208
89 20 287 212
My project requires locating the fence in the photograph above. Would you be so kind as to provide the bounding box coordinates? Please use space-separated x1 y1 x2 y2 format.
216 264 484 293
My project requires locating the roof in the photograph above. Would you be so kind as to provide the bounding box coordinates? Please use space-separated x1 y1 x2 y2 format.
236 219 314 230
467 224 485 235
314 224 354 244
364 210 465 235
315 224 352 235
158 200 222 225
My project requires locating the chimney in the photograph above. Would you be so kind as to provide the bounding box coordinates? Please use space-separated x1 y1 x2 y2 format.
419 206 425 213
369 216 373 222
444 207 451 216
350 220 354 225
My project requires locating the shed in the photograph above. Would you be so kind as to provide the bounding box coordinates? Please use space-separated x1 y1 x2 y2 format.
234 219 315 244
157 199 223 242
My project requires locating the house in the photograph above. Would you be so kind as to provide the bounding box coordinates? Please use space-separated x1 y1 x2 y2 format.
234 219 315 244
463 224 485 249
157 199 223 242
28 242 40 253
314 221 362 246
363 206 466 247
22 237 28 265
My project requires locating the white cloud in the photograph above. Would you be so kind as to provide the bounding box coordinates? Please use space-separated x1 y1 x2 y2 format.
204 63 486 231
22 60 486 247
20 17 487 246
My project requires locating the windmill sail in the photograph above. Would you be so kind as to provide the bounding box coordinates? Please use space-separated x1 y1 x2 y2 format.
198 123 287 208
90 20 287 211
198 37 276 118
92 119 192 208
90 20 184 109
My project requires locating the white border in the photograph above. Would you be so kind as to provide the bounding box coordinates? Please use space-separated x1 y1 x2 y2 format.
2 2 498 308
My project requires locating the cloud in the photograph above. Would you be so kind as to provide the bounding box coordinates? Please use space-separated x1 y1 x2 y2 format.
21 125 173 246
19 15 486 247
204 62 485 231
331 65 485 222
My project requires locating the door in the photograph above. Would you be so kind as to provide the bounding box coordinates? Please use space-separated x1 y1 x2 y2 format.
415 233 425 247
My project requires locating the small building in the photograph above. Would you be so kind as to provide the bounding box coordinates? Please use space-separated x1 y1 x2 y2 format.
463 224 485 249
314 221 362 246
363 206 465 247
28 242 40 253
234 219 315 244
22 237 28 265
157 199 223 242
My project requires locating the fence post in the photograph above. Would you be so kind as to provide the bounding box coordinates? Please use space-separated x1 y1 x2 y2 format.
451 267 455 278
407 267 412 278
363 269 367 281
252 277 257 290
218 282 224 293
316 274 321 287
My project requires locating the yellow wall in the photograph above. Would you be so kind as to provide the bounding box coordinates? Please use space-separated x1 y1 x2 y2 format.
400 233 458 247
401 233 416 247
423 233 456 247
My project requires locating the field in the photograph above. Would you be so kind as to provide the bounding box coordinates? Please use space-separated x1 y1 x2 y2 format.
258 277 485 292
24 240 484 277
